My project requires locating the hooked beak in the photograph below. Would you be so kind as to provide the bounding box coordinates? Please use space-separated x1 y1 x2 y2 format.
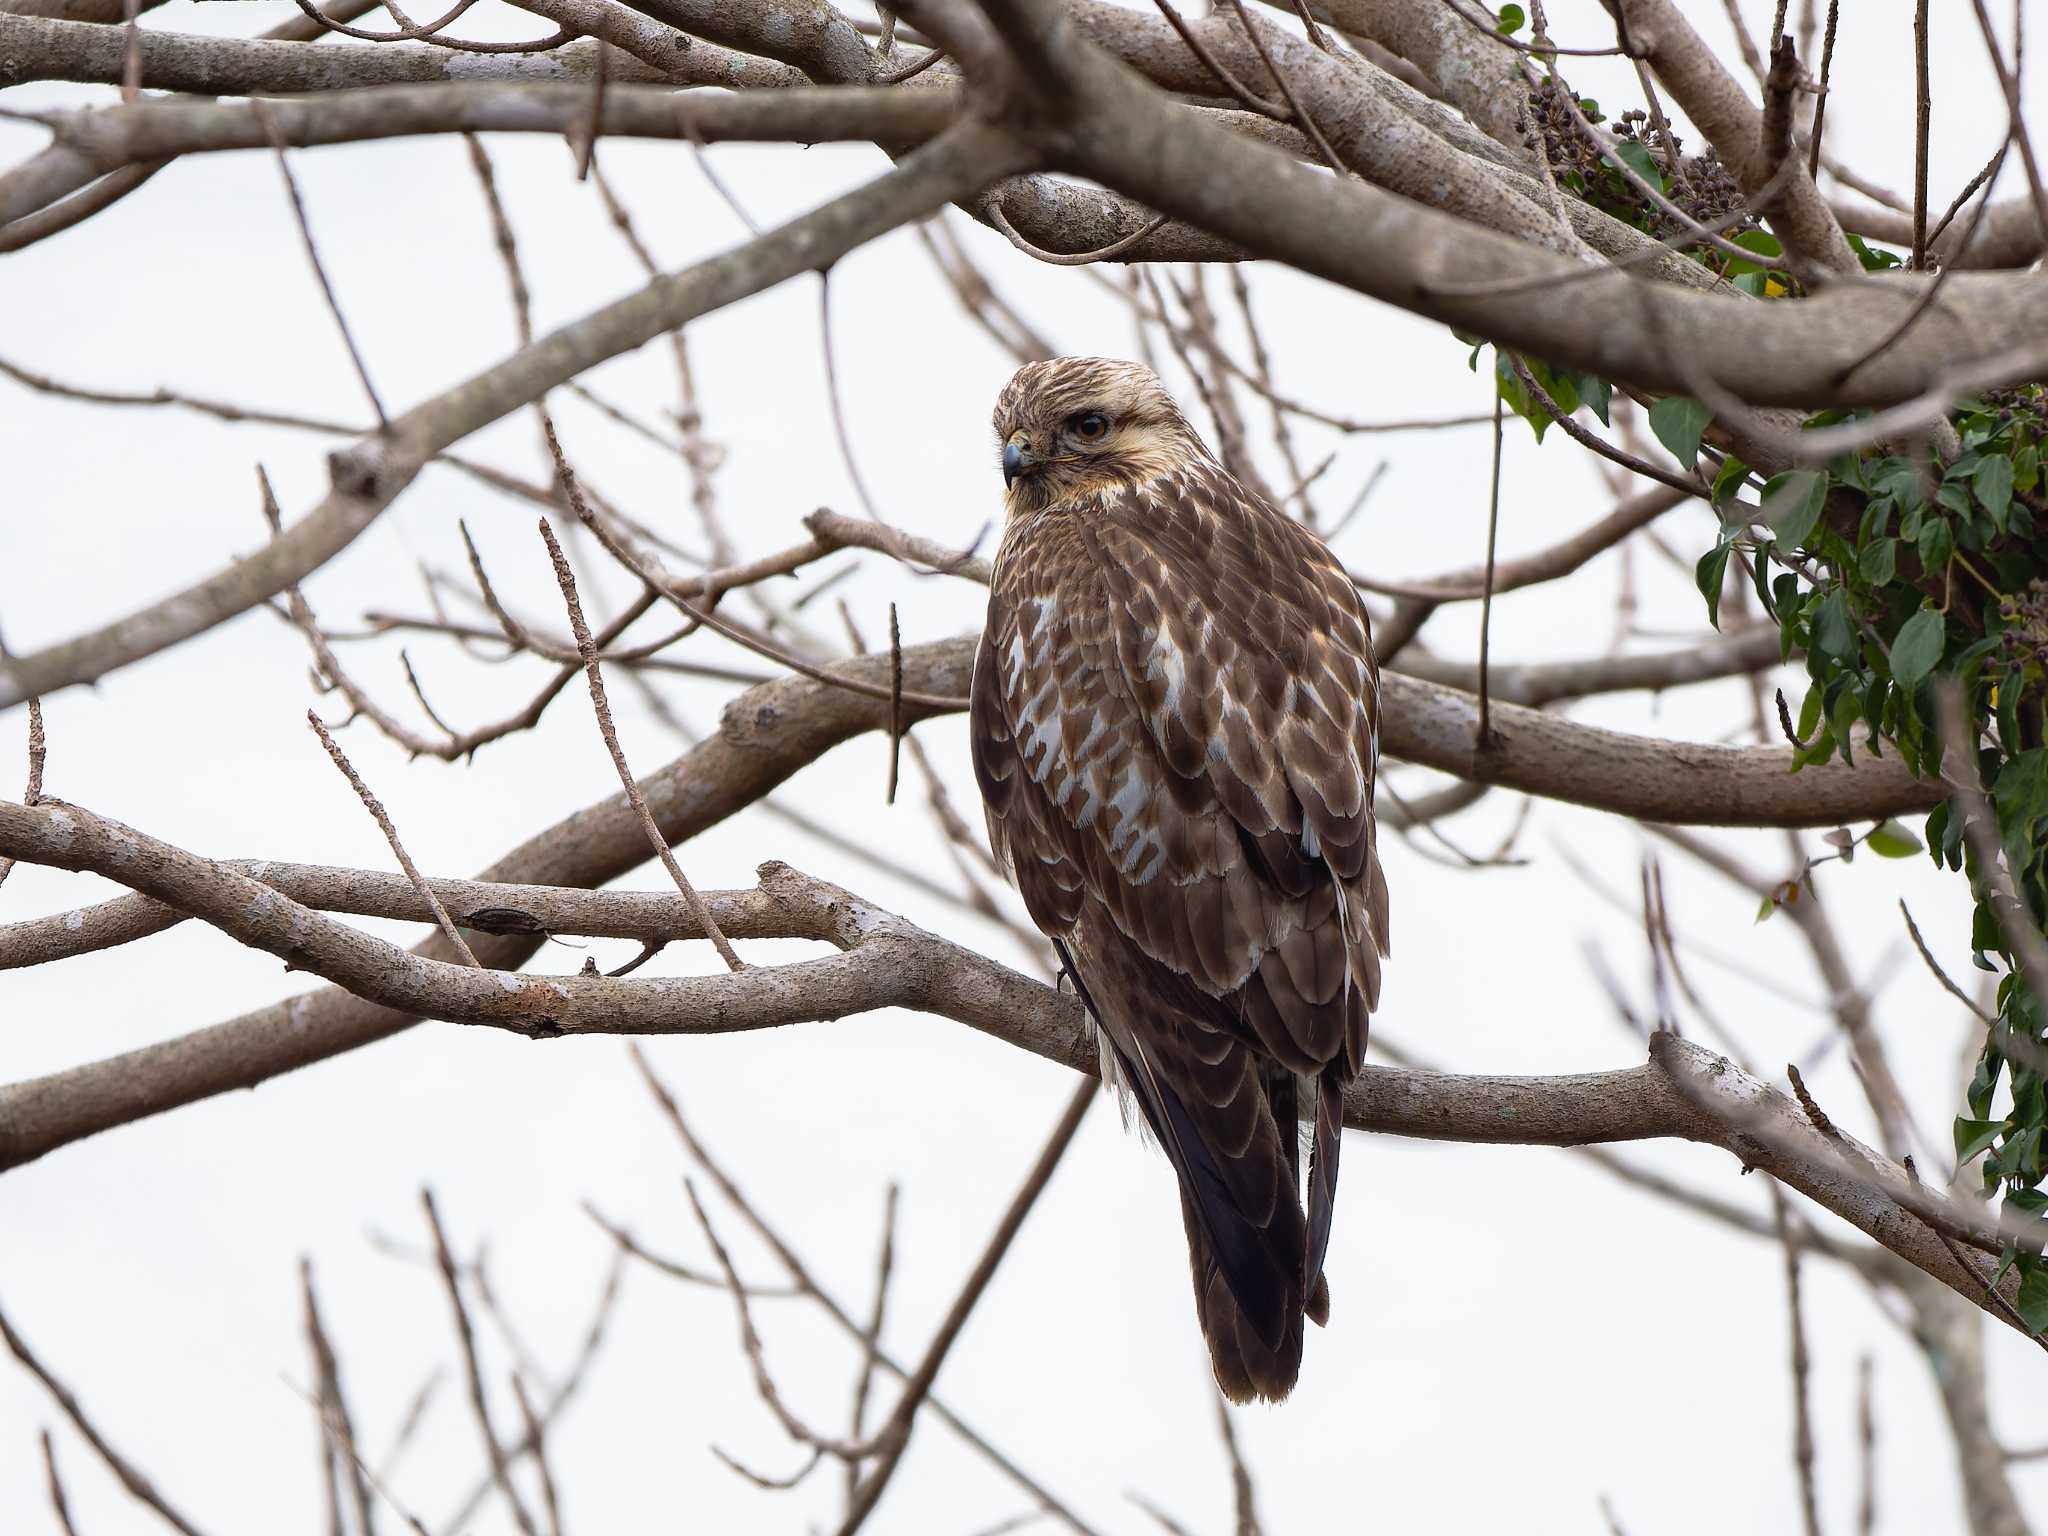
1002 429 1037 488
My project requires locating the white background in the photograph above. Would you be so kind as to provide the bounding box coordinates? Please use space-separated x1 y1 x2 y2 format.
2 2 2042 1530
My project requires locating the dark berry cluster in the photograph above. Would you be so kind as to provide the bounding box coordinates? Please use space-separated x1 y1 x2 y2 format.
1524 79 1757 254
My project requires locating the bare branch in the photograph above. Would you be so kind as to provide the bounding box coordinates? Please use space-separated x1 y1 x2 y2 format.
0 1301 212 1536
0 119 1028 713
308 711 481 966
538 479 743 971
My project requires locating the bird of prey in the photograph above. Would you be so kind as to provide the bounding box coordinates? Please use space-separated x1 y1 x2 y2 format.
971 357 1388 1403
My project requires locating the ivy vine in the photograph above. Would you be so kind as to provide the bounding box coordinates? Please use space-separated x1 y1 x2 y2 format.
1482 69 2048 1323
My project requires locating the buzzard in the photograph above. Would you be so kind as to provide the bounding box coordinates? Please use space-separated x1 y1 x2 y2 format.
970 357 1388 1403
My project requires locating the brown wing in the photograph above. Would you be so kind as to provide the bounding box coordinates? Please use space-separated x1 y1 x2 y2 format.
971 462 1387 1400
974 461 1388 1069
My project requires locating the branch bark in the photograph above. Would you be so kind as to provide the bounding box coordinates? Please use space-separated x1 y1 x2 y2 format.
966 0 2037 409
0 791 2029 1343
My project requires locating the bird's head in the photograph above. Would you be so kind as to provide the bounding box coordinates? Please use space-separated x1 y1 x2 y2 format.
991 357 1202 512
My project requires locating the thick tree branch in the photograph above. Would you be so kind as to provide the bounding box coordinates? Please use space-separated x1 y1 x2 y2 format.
0 85 962 227
0 623 1939 1167
968 0 2038 409
0 792 2028 1340
0 12 696 91
0 641 978 1168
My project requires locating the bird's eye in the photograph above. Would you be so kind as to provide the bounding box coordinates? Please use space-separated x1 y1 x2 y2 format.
1071 412 1111 442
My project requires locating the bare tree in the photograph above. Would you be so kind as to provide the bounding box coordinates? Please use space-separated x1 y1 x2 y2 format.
2 0 2046 1528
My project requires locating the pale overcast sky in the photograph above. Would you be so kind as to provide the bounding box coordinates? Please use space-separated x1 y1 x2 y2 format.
2 2 2042 1531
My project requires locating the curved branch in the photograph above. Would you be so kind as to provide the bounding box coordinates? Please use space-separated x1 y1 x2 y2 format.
0 85 960 226
0 603 1942 1171
0 794 2027 1342
1350 484 1687 602
0 640 979 1169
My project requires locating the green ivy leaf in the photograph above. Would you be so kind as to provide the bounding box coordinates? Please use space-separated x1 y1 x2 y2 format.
1574 373 1613 427
1711 454 1750 506
1890 606 1946 694
1494 357 1547 442
1696 538 1734 629
1976 454 2015 530
1956 1116 2007 1164
1649 396 1712 468
1607 138 1666 195
1764 469 1827 550
1847 233 1905 271
1721 230 1784 278
1495 2 1525 33
1968 1043 2003 1118
2017 1261 2048 1335
1994 750 2048 849
1917 515 1953 573
1858 537 1898 585
1866 819 1923 857
1812 590 1857 663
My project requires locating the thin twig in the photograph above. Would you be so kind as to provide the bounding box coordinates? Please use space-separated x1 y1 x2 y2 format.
1834 143 2010 382
1214 1396 1264 1536
885 603 904 805
1222 0 1343 174
1806 0 1840 179
626 1048 1107 1536
465 134 534 346
0 1302 212 1536
421 1189 542 1536
879 46 946 82
307 712 481 966
1476 385 1504 750
434 1251 626 1533
1769 1184 1823 1536
572 40 609 180
682 1177 871 1459
1928 145 2005 250
845 1183 899 1511
508 1377 563 1536
984 203 1171 266
1148 0 1283 116
1899 900 1997 1024
0 696 46 894
1966 0 2048 250
537 420 743 973
818 267 889 531
249 99 389 430
837 1078 1096 1535
1857 1355 1876 1536
1506 356 1704 498
303 1259 378 1536
41 1429 80 1536
120 0 141 102
1914 0 1931 268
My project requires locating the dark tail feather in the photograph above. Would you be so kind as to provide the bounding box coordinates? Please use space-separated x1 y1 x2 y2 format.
1305 1069 1344 1302
1180 1188 1306 1404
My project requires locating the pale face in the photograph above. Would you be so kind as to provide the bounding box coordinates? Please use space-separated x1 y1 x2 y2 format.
991 357 1202 512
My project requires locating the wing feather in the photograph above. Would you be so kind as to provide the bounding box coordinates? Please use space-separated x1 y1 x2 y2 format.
974 446 1388 1395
